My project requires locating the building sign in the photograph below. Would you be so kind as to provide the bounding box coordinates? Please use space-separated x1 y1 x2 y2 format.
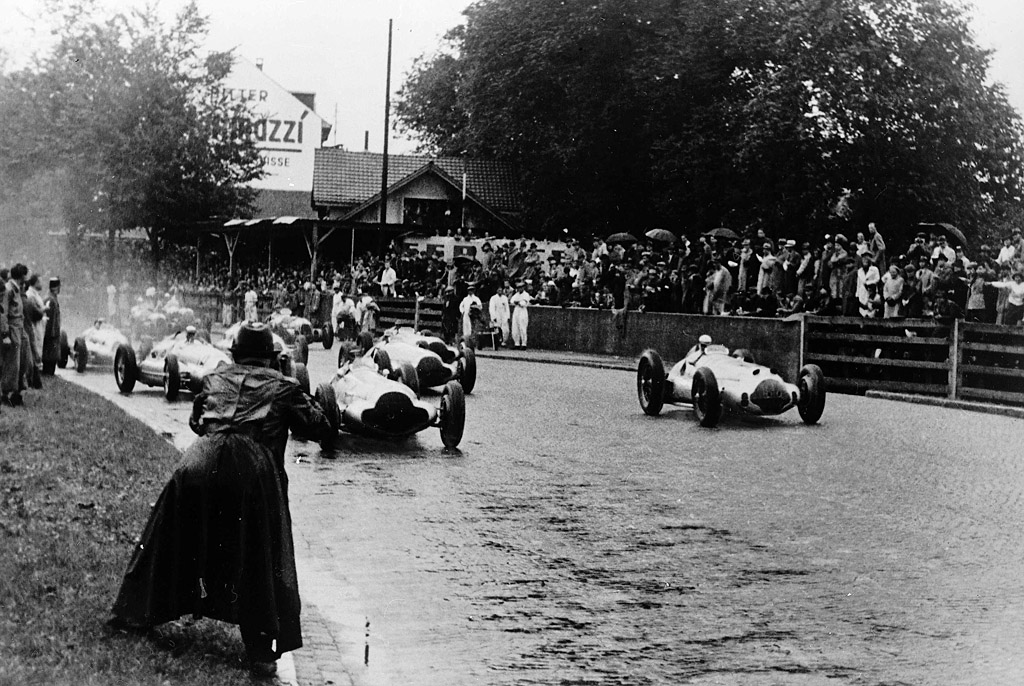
215 57 326 193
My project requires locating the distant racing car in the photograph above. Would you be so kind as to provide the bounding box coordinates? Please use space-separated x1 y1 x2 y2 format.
361 327 477 394
113 326 233 400
266 308 320 357
636 335 826 427
217 321 310 394
67 319 131 373
314 347 466 449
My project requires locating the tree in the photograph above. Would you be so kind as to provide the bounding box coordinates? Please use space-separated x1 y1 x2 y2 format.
0 0 263 276
396 0 1024 246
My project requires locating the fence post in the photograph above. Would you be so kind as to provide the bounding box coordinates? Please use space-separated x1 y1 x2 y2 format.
414 298 421 330
948 318 960 400
799 315 806 371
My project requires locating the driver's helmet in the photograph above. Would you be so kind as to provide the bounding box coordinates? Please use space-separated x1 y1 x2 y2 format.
698 334 712 349
185 325 197 342
93 318 105 328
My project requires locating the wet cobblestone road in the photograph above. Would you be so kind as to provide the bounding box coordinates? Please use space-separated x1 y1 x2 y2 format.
62 344 1024 685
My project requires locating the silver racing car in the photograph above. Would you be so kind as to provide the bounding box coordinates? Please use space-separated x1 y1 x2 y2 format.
636 335 826 427
113 326 233 400
360 327 477 394
314 349 466 449
67 319 130 373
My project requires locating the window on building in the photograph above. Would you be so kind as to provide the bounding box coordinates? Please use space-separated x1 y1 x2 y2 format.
403 198 458 229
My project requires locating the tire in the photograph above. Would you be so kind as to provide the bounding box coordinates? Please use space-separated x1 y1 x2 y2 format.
731 348 757 364
314 382 340 434
295 334 309 365
691 367 721 428
356 331 374 355
58 331 70 369
372 348 392 374
163 353 180 401
459 343 477 394
439 380 466 449
395 361 420 396
114 344 138 393
797 363 827 425
74 337 88 373
322 323 334 350
292 361 311 395
637 349 666 416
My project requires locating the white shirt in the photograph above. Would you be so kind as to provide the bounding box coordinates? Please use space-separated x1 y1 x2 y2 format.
379 266 397 287
997 245 1016 264
992 280 1024 307
244 289 258 306
459 294 482 316
510 290 533 310
332 292 355 320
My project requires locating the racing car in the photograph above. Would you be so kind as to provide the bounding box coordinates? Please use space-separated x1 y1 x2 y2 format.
217 321 310 394
113 326 233 400
266 308 321 358
636 335 826 427
66 319 131 373
359 327 477 394
314 346 466 449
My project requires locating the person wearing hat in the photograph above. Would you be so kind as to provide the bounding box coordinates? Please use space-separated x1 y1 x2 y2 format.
907 232 931 265
1 263 29 407
23 273 46 389
509 281 533 349
243 282 259 322
489 284 511 347
459 283 483 340
110 322 331 676
867 222 887 271
41 277 62 375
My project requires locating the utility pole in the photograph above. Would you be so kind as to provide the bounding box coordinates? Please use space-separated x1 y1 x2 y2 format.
379 18 393 257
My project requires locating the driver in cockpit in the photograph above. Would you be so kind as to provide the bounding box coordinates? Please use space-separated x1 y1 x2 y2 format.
185 325 197 343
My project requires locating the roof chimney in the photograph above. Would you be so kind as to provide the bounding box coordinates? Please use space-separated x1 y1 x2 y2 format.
255 58 264 71
364 130 369 151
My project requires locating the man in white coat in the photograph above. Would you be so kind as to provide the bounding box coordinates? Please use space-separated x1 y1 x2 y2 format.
489 286 511 347
509 282 533 349
459 284 483 340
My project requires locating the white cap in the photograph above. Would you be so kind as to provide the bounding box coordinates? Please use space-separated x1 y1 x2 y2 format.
698 334 713 346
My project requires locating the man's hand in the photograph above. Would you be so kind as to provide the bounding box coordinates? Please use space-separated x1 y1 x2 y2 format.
1 335 11 348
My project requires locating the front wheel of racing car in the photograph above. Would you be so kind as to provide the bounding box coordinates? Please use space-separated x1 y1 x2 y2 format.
731 348 757 364
73 337 88 373
294 334 309 365
797 364 826 425
314 382 341 435
637 349 666 416
163 353 181 401
691 367 722 428
58 331 70 369
439 381 466 449
458 343 477 394
321 323 334 350
291 361 311 395
114 344 138 393
394 361 420 396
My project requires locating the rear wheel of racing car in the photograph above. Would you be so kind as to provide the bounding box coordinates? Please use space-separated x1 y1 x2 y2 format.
691 367 722 428
395 362 420 396
314 382 340 434
356 331 374 355
439 381 466 449
58 331 70 369
291 362 311 395
372 348 392 374
637 349 666 416
731 348 757 364
163 353 181 401
797 364 827 425
294 334 309 365
73 337 88 373
322 323 334 350
458 343 477 394
114 344 138 393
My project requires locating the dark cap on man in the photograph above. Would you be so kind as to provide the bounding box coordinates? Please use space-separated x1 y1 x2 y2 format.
230 322 276 361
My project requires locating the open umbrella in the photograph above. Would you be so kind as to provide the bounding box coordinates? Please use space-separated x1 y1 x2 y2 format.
607 232 639 245
453 254 478 266
916 222 966 247
645 228 678 244
703 227 740 241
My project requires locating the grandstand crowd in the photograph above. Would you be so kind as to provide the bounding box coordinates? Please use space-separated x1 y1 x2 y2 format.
12 222 1024 342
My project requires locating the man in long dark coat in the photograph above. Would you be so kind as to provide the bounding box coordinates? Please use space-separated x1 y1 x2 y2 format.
109 322 331 674
41 278 62 375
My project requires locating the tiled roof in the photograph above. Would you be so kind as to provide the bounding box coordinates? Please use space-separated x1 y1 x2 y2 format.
313 149 521 214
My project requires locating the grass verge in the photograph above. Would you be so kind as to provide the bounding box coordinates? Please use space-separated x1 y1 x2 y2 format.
0 378 257 686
